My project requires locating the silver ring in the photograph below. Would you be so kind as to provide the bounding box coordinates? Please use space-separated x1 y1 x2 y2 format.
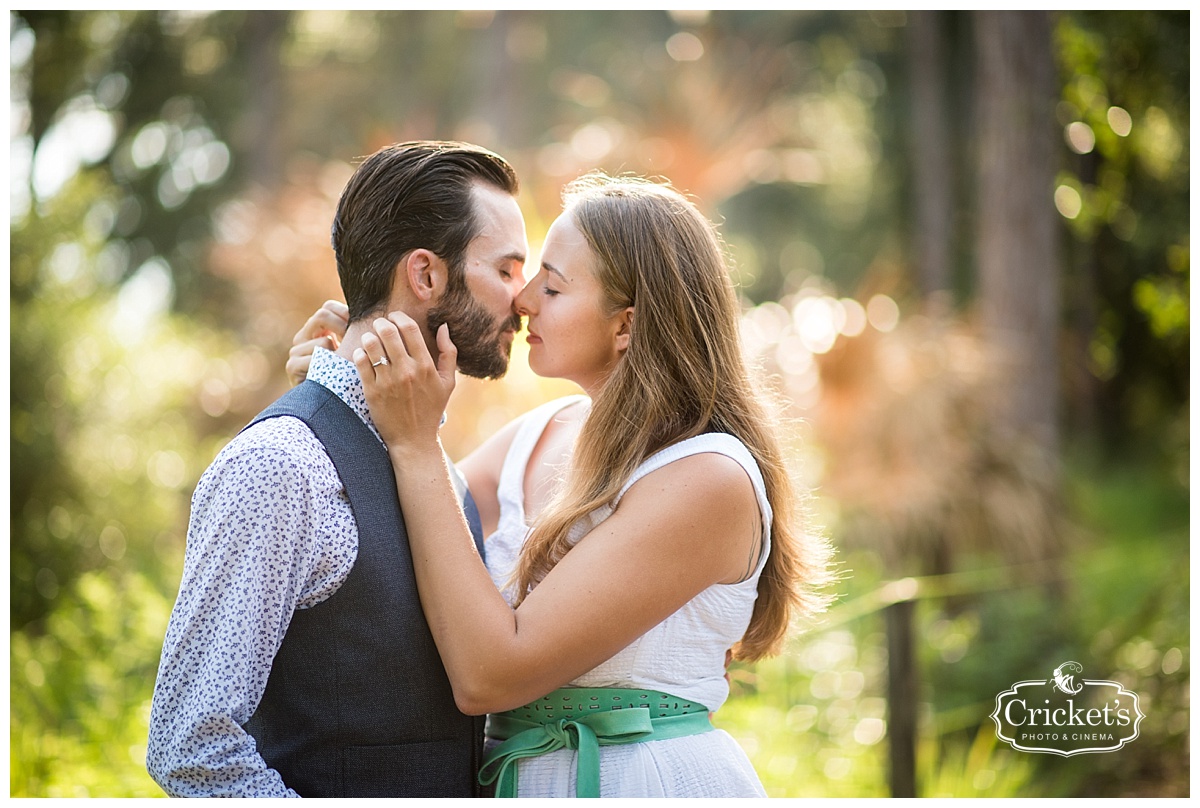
372 357 390 368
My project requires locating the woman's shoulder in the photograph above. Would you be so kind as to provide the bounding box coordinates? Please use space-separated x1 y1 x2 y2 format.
603 447 764 586
618 432 773 537
625 433 763 494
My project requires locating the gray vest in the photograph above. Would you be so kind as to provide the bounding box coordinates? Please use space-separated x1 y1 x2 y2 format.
242 381 485 797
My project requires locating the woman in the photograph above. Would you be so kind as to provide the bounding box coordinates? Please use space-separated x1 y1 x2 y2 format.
290 173 831 797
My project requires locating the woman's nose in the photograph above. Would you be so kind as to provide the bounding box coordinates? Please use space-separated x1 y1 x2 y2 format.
515 279 536 316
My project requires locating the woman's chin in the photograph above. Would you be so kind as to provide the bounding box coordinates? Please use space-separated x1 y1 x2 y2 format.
528 365 557 382
525 354 549 378
525 357 573 386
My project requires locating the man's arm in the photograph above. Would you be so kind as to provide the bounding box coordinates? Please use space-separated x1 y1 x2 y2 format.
147 422 347 797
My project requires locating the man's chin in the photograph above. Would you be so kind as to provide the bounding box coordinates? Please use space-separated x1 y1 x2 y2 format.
456 346 512 380
459 365 509 381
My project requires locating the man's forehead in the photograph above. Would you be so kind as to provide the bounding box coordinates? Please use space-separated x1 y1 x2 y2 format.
470 183 528 258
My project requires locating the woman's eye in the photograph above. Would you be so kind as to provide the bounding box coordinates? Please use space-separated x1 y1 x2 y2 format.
542 287 559 297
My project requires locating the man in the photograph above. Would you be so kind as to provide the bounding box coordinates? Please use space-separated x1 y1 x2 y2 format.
147 141 528 797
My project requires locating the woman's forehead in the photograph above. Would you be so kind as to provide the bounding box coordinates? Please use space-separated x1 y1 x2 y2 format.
539 215 592 274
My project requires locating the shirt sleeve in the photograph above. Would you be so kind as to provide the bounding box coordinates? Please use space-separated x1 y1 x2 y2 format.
146 425 342 797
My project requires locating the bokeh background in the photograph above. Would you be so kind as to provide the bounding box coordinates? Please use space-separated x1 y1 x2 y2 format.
9 10 1189 798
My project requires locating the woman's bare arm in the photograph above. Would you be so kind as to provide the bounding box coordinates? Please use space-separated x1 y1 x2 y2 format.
355 313 760 715
456 417 523 540
285 300 349 385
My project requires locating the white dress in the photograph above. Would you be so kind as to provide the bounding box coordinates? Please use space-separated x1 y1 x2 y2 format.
483 396 769 798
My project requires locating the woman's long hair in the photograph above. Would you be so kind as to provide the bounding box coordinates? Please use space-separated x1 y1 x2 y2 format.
512 173 831 660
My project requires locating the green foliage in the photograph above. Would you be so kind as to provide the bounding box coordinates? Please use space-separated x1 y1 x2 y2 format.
716 458 1188 798
12 10 257 320
717 629 891 797
11 169 249 630
919 725 1041 798
8 161 254 798
1054 461 1190 796
11 173 99 628
1053 11 1190 453
11 570 172 797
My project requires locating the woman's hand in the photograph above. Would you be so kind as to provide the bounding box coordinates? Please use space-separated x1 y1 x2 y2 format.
353 312 458 455
286 300 349 385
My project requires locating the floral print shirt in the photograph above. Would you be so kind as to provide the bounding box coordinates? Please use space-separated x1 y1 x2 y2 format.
146 348 464 797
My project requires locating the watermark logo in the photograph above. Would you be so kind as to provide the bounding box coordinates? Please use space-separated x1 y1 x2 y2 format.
991 661 1144 756
1051 661 1084 695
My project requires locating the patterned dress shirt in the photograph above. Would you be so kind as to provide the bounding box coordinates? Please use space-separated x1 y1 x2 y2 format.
146 347 469 797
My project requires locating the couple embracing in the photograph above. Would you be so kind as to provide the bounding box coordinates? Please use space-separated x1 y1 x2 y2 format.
147 141 831 798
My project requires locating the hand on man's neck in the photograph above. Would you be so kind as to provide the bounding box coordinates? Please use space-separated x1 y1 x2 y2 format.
335 314 438 365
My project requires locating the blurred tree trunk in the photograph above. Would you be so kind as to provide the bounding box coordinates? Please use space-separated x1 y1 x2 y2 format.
240 11 290 188
973 11 1062 460
908 10 954 309
478 11 520 146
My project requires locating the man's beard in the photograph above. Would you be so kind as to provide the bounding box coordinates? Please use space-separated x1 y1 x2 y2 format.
427 273 520 380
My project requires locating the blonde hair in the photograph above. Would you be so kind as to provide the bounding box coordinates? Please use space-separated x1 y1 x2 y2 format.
513 173 831 660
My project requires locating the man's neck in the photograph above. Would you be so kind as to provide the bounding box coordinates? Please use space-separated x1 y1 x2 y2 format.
336 318 439 365
334 322 370 363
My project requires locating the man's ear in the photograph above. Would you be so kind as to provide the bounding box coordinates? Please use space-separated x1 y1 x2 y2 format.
614 307 634 353
398 248 448 303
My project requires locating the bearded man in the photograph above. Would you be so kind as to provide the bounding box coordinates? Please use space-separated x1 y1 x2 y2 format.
147 141 528 797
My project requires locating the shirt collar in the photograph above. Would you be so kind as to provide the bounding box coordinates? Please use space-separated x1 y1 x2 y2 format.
307 347 383 444
307 346 449 446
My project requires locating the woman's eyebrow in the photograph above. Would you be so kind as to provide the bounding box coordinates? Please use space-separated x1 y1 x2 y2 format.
541 262 570 282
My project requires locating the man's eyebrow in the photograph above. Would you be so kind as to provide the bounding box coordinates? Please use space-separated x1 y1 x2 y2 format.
542 262 569 282
499 250 526 265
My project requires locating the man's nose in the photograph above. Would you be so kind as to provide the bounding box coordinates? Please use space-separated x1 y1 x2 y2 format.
507 268 527 302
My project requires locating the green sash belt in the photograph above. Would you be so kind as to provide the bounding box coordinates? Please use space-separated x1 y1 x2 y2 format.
479 688 714 798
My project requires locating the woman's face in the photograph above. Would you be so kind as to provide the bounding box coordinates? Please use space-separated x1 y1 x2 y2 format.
516 213 630 394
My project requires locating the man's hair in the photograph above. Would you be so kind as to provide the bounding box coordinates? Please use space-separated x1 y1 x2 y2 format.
330 140 519 322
